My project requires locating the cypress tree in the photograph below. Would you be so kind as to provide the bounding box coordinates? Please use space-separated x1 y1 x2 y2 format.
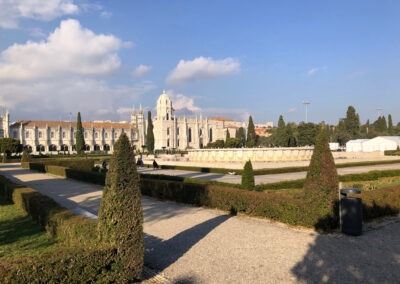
388 114 394 135
226 129 230 140
246 115 256 146
21 149 29 163
286 124 297 147
146 111 154 153
98 133 143 280
275 115 287 146
75 112 85 155
241 160 255 190
304 127 339 231
236 127 246 147
344 106 360 139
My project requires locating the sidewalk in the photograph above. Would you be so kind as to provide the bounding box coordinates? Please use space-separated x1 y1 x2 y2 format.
1 164 399 283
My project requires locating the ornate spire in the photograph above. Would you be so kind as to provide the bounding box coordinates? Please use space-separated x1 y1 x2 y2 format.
139 104 143 114
132 105 136 116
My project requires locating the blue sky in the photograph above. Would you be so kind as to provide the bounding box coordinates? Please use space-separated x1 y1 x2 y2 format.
0 0 399 125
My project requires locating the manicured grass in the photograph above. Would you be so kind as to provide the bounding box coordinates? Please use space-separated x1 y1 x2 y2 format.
0 196 58 259
376 180 400 189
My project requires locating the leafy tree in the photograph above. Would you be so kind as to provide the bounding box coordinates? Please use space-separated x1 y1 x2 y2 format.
21 149 30 163
146 111 154 153
206 139 225 148
303 128 339 231
344 106 360 139
224 138 241 148
286 124 297 147
241 160 255 190
334 120 350 146
235 127 246 147
75 112 85 155
0 138 21 156
274 115 287 146
297 122 319 146
388 114 394 135
226 129 230 140
246 115 256 147
98 133 143 280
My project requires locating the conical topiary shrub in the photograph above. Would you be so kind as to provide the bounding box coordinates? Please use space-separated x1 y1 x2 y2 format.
303 127 339 231
241 160 255 190
21 150 29 163
98 133 143 280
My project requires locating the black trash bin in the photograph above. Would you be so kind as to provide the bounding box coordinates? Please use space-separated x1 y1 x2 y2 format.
340 188 363 236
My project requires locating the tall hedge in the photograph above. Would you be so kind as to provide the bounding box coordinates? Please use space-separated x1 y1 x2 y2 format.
98 133 143 280
146 111 154 153
75 112 85 155
303 128 339 230
241 160 255 190
20 150 29 163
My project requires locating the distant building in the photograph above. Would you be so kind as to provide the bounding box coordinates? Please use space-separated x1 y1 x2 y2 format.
131 91 274 150
346 136 400 152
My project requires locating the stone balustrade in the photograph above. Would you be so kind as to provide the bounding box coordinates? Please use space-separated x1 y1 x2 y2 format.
188 147 383 162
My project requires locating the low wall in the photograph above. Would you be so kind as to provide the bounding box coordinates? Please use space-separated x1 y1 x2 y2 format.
188 148 384 162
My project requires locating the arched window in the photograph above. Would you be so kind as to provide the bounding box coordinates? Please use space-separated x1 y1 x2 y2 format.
25 131 30 138
105 132 108 139
24 145 32 153
50 131 54 138
167 128 170 135
94 144 100 151
36 145 45 152
104 144 110 151
167 113 169 120
114 132 118 138
188 128 192 143
177 128 180 135
209 128 213 142
38 131 42 138
177 139 179 147
62 131 66 138
95 132 98 139
167 139 170 147
84 132 88 138
84 145 90 151
61 145 68 151
199 129 202 136
49 145 57 151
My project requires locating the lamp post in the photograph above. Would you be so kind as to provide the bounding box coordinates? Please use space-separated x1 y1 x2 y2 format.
303 101 310 123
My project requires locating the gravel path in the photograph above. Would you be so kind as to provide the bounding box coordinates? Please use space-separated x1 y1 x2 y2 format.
1 164 399 283
138 163 400 185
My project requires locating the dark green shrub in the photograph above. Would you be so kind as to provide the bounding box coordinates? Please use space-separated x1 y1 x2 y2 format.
241 160 255 190
303 128 339 231
98 133 143 280
75 112 85 155
2 153 6 163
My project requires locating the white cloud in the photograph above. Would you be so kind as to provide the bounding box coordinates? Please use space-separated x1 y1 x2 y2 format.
166 90 201 112
0 0 79 29
164 90 248 121
0 19 125 81
166 56 240 86
0 78 156 121
307 66 327 76
131 64 152 78
286 108 296 113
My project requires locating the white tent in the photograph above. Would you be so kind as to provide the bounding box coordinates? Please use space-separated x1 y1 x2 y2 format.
362 136 400 152
346 139 369 152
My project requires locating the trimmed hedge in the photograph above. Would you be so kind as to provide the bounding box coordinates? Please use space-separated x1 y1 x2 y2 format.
0 175 140 282
139 159 400 176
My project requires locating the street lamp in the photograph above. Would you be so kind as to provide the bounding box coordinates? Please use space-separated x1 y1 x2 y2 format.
303 101 310 123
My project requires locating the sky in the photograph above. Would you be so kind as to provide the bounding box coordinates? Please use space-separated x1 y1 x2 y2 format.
0 0 400 126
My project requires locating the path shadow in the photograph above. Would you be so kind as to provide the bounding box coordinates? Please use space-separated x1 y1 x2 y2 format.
144 214 232 279
142 197 198 223
177 172 225 180
292 206 400 283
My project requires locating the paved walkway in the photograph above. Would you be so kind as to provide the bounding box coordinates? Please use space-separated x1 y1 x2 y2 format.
1 164 399 283
139 163 400 185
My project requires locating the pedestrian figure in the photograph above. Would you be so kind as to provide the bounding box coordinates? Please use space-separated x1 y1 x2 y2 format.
102 160 107 169
153 159 159 170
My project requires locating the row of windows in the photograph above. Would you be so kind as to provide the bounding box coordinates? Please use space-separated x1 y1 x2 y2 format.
17 130 134 140
166 128 212 143
26 144 112 152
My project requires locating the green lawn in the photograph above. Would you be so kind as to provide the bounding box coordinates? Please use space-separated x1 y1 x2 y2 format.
0 196 58 260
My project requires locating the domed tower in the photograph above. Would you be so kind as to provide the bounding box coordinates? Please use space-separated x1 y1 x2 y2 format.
156 90 174 121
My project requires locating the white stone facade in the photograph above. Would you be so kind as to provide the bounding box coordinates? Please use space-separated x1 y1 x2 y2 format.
130 91 270 151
